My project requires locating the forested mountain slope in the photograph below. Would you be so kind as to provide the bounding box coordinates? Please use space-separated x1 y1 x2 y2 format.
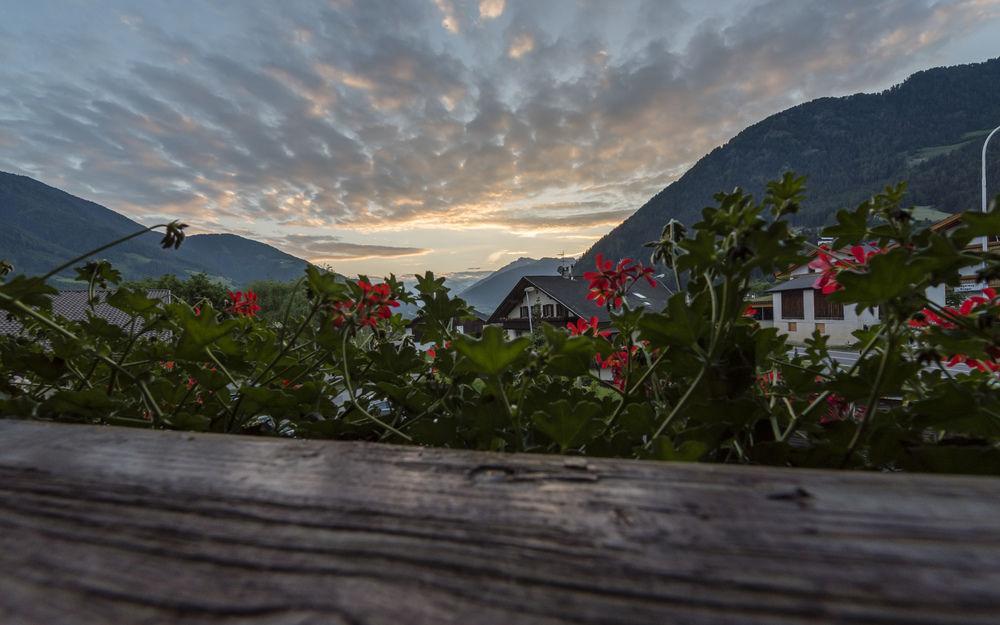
0 171 309 286
581 57 1000 267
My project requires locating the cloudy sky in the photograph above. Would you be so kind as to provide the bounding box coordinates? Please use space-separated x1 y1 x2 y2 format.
1 0 998 276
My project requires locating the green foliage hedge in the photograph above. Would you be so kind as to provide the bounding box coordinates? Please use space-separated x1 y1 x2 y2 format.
2 174 999 474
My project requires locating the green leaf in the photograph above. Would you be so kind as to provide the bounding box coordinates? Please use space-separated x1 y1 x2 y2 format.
304 265 347 301
638 292 708 349
164 412 211 431
531 399 603 452
900 445 1000 475
454 325 529 376
0 276 57 311
541 324 610 377
174 304 241 360
823 200 871 248
647 436 708 462
833 248 928 311
43 388 118 419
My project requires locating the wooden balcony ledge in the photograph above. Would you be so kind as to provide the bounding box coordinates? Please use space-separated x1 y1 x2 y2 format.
1 419 999 624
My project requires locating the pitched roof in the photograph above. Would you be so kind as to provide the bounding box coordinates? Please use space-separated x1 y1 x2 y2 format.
0 289 172 336
487 275 671 324
766 273 819 293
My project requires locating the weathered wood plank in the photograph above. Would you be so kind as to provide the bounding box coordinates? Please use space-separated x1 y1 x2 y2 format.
0 420 998 625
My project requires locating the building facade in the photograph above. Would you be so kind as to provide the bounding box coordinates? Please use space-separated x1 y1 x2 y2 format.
487 275 670 339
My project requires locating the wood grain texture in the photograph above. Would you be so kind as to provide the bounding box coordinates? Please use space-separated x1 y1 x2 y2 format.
1 420 999 625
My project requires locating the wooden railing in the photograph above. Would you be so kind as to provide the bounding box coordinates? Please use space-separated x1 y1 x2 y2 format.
1 419 999 624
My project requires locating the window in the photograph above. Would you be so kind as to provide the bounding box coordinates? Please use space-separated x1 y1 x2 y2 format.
556 304 567 317
519 306 529 318
543 304 554 318
781 290 804 319
813 291 843 320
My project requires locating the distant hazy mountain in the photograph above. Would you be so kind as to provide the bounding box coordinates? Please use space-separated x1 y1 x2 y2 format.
581 57 1000 267
438 270 494 295
0 171 309 286
458 257 571 313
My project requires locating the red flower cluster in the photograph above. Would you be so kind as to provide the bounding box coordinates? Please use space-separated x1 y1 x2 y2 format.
426 340 452 360
567 316 611 338
808 244 881 295
596 345 639 390
226 290 261 318
583 254 657 309
910 288 1000 373
330 280 401 328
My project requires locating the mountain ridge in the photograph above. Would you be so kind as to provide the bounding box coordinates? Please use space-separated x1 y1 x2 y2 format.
0 171 310 286
458 256 571 313
580 57 1000 268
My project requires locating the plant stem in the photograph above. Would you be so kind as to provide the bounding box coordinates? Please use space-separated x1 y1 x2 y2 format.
0 291 164 424
841 328 895 468
252 303 320 386
777 324 886 442
340 330 411 441
646 364 707 447
276 276 307 345
41 225 170 282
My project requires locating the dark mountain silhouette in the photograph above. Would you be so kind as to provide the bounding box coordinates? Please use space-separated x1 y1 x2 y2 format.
581 57 1000 268
458 256 571 313
0 171 309 286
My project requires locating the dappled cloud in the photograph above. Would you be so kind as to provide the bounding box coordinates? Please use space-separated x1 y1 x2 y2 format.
0 0 998 269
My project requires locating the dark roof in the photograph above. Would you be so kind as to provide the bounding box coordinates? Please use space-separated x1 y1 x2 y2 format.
0 289 172 337
766 273 819 293
487 275 672 324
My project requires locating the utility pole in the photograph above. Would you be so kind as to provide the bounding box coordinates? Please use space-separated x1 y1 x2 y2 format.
982 125 1000 252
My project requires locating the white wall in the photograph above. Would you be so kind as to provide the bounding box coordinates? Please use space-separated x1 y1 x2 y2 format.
773 288 879 345
509 290 565 319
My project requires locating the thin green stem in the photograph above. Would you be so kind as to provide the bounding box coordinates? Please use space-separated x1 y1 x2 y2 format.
0 291 164 423
340 330 411 441
276 276 307 345
841 328 895 468
646 364 707 447
205 349 239 387
41 225 170 282
777 324 886 443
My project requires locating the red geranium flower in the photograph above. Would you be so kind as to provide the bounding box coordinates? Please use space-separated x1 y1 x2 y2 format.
595 345 639 390
567 316 611 338
909 288 1000 373
583 253 657 309
808 244 882 295
226 290 261 318
330 280 401 328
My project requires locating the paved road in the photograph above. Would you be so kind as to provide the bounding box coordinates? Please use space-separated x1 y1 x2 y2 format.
788 347 973 374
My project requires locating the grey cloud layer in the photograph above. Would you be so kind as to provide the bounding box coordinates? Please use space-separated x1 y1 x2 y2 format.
271 234 430 261
0 0 996 260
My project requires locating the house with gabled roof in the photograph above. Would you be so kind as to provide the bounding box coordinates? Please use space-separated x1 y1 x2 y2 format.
0 289 172 338
927 212 1000 295
767 212 1000 345
486 275 671 337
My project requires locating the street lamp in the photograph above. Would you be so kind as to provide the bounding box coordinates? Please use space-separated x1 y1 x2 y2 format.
982 124 1000 252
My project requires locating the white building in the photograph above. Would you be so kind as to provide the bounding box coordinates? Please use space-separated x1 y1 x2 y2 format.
767 264 881 345
768 213 999 345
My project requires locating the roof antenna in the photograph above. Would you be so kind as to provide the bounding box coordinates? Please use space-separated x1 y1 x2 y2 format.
556 250 572 279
